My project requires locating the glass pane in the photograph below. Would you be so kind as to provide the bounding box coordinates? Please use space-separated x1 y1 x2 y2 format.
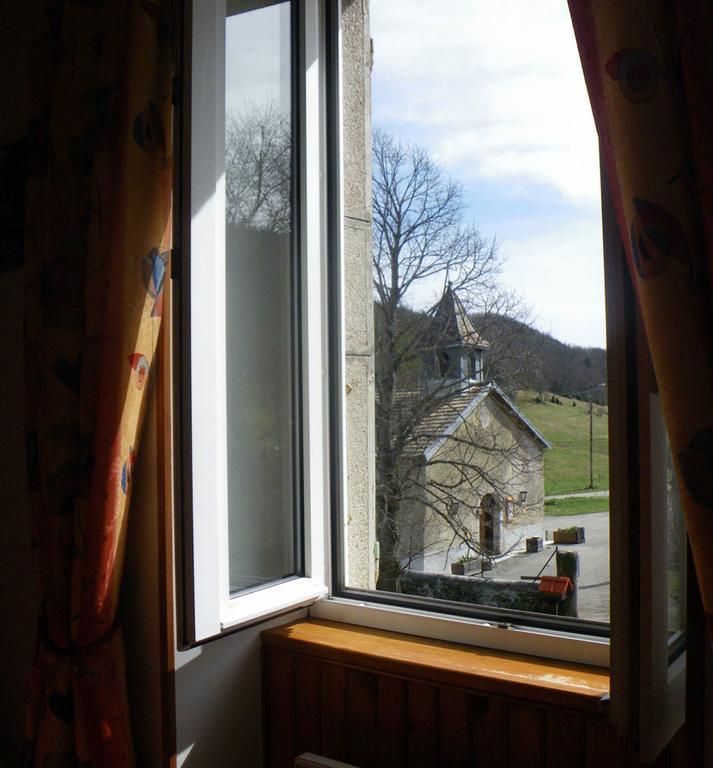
340 1 610 625
225 1 297 594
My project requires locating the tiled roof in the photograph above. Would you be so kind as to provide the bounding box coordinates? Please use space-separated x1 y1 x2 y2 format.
397 384 549 458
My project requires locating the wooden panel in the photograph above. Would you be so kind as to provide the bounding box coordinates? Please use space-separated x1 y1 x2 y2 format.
264 649 294 768
546 711 583 768
346 669 378 768
472 696 506 768
262 620 610 713
376 675 405 768
294 655 321 757
405 681 438 768
319 663 348 762
438 688 469 768
260 621 688 768
584 718 622 768
507 704 544 768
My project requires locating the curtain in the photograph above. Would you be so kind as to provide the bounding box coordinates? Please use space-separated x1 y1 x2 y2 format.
568 1 713 639
23 0 172 764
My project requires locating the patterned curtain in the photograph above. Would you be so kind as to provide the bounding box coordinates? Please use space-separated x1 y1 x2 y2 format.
23 0 172 764
568 1 713 639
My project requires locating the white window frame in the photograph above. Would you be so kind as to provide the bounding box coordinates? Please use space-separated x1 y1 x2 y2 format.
182 0 610 664
183 0 328 645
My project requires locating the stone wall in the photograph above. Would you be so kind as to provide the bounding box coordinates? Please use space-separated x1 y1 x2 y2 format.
342 0 376 589
399 570 570 616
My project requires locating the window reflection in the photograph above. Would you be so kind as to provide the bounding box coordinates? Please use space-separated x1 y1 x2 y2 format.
225 0 298 594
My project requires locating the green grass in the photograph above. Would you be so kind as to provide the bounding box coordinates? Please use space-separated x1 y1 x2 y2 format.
516 390 609 496
544 496 609 517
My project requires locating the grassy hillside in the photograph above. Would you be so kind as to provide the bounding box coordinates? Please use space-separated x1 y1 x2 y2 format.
544 497 609 516
516 390 609 496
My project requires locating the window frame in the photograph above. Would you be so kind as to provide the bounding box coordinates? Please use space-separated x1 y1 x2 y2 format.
174 0 329 648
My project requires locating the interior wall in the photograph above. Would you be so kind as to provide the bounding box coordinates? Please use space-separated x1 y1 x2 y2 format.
174 607 307 767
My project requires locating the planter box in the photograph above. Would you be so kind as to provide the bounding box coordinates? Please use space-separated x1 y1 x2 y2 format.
553 527 585 545
451 559 479 576
526 537 543 553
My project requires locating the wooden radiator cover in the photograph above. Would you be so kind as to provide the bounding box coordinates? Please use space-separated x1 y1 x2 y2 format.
262 619 686 768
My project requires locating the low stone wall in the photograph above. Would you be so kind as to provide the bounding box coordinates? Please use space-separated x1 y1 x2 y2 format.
398 570 567 615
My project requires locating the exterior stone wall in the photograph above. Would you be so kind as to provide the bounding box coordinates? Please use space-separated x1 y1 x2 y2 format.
342 0 375 589
397 393 547 573
399 570 567 616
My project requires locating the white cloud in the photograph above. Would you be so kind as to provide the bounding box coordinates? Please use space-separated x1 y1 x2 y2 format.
499 219 606 348
225 4 291 114
371 0 600 205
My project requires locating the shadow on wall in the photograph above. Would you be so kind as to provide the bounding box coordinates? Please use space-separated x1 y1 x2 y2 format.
174 608 307 768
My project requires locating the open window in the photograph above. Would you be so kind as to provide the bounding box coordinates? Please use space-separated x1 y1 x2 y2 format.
175 8 687 752
175 0 329 645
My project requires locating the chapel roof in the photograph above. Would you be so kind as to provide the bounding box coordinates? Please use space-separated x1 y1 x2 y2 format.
424 284 490 351
397 383 549 458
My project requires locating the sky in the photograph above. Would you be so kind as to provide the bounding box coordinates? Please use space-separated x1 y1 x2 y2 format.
370 0 606 348
226 4 291 114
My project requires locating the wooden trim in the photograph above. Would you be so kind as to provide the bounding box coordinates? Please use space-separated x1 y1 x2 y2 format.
172 0 196 650
154 3 183 765
602 157 640 736
262 619 610 715
157 252 177 766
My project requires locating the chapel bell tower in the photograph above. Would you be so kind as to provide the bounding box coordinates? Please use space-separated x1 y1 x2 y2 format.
422 284 490 393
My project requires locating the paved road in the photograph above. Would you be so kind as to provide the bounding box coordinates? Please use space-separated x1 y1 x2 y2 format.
487 511 610 624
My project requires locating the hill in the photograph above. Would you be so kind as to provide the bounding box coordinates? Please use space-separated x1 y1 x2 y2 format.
515 389 609 496
473 313 607 402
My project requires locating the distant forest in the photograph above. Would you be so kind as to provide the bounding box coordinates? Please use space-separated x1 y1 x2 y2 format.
378 304 607 404
473 313 607 404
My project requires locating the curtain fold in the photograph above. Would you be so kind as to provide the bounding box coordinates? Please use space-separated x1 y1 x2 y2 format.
23 0 172 764
568 1 713 638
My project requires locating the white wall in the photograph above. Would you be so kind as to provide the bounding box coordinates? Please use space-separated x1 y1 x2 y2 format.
174 607 307 767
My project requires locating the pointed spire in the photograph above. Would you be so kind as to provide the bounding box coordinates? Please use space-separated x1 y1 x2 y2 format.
428 284 489 350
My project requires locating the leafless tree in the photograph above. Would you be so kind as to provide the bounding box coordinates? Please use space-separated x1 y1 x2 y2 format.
372 129 541 591
225 102 291 232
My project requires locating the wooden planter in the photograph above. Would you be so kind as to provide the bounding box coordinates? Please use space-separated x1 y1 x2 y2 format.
553 527 585 545
450 559 480 576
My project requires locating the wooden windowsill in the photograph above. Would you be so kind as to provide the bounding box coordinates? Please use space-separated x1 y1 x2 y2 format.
261 619 610 715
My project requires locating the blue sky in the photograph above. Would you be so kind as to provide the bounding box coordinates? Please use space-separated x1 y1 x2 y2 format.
370 1 605 348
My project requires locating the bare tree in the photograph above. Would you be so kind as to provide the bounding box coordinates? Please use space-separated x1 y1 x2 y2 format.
225 102 291 232
372 129 541 591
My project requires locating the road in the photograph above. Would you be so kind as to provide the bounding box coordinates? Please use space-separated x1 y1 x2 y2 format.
487 511 610 624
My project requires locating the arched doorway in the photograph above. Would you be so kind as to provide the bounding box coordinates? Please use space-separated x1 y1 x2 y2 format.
480 493 502 556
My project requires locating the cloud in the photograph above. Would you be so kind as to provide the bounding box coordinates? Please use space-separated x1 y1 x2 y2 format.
225 4 291 114
499 217 607 348
370 0 599 205
370 1 605 347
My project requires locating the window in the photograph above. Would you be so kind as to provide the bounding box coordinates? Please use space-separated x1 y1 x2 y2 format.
224 0 300 595
175 0 328 644
327 0 613 645
176 7 685 750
